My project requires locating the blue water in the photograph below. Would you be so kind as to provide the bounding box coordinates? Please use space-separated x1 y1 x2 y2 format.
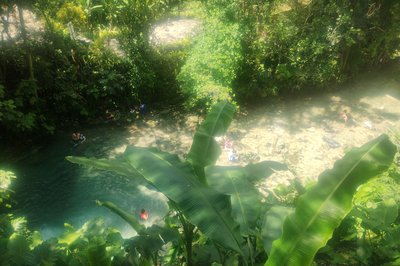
8 125 168 239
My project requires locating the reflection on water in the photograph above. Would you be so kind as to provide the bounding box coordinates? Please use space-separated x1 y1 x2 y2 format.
10 126 168 239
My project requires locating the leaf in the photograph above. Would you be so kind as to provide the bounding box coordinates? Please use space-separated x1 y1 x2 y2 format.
7 233 30 265
261 206 294 254
192 243 221 265
123 146 244 254
129 224 180 258
30 240 59 266
244 161 288 183
188 101 235 168
205 166 263 235
106 231 124 246
361 199 398 230
65 156 143 183
96 200 145 234
265 134 396 266
68 146 244 254
352 176 400 231
30 231 43 249
87 243 111 266
58 227 80 245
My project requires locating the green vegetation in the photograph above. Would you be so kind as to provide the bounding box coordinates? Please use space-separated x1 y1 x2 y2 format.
0 0 183 137
177 3 242 108
1 0 399 137
235 0 400 99
1 102 399 265
1 0 400 265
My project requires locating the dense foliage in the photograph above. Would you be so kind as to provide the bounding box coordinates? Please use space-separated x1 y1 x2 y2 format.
0 103 399 265
0 0 182 139
1 1 400 264
1 0 399 138
66 102 398 265
177 2 242 108
234 0 400 99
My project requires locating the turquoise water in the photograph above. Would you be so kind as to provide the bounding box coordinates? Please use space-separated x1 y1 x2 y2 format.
8 125 168 239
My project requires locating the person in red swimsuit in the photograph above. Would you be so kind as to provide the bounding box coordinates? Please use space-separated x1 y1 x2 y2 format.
139 209 149 220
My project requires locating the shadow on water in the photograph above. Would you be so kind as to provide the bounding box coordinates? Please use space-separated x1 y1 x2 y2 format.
8 124 168 239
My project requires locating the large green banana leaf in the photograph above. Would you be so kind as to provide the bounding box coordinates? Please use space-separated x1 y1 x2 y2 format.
123 146 244 254
65 156 145 184
265 134 396 266
205 166 263 235
261 206 294 254
187 101 235 168
68 147 244 254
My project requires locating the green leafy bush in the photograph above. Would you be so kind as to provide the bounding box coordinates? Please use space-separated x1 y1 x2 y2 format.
0 0 185 139
230 0 400 99
0 29 148 137
178 18 242 108
316 158 400 266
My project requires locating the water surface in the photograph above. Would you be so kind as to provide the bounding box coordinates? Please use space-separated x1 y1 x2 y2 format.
9 125 168 239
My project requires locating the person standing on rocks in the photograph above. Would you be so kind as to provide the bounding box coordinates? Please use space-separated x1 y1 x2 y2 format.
1 5 10 40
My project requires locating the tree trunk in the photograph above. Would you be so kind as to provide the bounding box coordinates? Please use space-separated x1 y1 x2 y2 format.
17 3 34 80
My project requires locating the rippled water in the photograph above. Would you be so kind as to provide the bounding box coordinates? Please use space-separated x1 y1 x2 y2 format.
10 125 168 239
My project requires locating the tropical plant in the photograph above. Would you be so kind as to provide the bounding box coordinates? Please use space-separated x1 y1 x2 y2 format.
177 5 243 108
0 169 141 265
68 102 245 265
208 0 400 100
0 0 186 139
314 156 400 266
265 134 396 266
67 101 397 265
0 170 16 213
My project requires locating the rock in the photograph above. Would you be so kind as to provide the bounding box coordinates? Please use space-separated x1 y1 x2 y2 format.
363 120 374 130
322 136 340 148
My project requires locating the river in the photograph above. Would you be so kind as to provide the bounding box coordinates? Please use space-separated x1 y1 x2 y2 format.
3 68 400 240
6 125 168 239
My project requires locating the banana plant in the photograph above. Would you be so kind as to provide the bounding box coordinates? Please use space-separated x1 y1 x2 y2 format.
264 134 396 266
67 101 396 265
187 101 236 183
67 102 284 264
67 102 247 265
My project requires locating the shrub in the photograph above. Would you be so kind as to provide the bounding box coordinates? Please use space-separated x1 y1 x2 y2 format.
232 0 400 100
178 17 242 108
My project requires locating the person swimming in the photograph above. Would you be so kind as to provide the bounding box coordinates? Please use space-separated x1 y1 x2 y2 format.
139 209 149 220
72 131 86 147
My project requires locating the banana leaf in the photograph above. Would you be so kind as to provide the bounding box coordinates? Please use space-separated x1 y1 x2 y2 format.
123 146 244 254
96 200 180 252
65 156 145 184
265 134 396 266
128 224 180 258
187 101 235 168
205 166 263 235
261 206 294 254
95 200 145 234
68 147 244 254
